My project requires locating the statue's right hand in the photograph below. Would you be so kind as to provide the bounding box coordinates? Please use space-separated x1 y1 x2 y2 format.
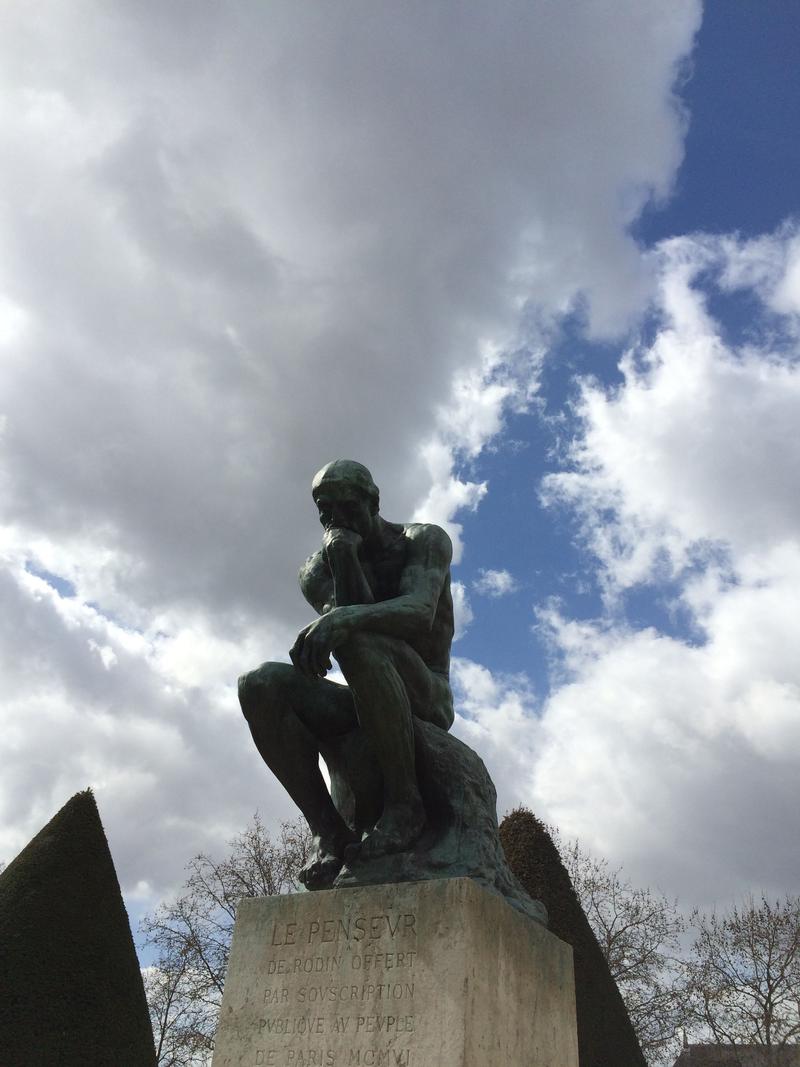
290 624 331 678
289 609 351 678
323 526 362 554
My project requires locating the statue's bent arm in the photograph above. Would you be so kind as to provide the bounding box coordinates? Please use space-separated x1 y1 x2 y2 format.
291 524 451 678
332 524 451 644
298 551 334 616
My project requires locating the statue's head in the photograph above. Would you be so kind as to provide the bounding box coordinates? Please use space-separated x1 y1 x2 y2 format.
311 460 380 537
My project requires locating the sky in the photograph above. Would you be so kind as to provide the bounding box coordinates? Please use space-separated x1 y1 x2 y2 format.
2 1 799 955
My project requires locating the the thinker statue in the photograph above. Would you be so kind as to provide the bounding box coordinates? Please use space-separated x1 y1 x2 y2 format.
239 460 455 890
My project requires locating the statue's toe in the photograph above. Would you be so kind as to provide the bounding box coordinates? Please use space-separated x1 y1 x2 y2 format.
343 840 362 865
300 851 344 890
357 814 425 861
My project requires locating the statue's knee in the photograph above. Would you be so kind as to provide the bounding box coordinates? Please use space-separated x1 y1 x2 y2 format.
238 668 259 721
238 661 293 723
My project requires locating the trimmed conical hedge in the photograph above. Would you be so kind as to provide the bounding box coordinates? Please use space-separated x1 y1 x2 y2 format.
0 789 156 1066
500 807 647 1067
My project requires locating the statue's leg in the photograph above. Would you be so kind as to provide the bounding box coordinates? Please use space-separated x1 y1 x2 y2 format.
319 730 383 838
333 633 433 860
238 661 359 887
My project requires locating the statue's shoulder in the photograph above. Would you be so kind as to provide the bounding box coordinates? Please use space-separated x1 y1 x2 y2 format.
400 522 453 562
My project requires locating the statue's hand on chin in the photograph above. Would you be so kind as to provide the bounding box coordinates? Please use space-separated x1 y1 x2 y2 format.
323 526 362 553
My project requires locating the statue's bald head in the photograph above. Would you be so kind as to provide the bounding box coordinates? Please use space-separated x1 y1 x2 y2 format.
311 460 380 511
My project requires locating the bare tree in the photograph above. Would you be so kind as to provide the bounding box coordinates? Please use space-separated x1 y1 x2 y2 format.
141 814 311 1065
561 837 688 1066
143 956 216 1067
685 894 800 1059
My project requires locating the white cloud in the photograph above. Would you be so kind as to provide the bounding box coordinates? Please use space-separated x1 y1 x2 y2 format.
0 547 297 901
532 227 800 907
543 230 800 592
412 439 487 563
0 1 700 901
717 225 800 321
0 293 29 346
531 568 800 908
473 568 519 598
412 340 544 559
451 657 540 819
450 581 474 641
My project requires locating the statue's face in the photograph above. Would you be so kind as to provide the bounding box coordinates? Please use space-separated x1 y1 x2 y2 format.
313 479 376 538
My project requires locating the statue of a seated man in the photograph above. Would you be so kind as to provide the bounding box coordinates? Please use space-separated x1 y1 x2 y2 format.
238 459 455 890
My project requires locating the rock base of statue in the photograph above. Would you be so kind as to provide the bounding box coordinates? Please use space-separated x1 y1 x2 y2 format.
322 718 546 926
212 877 578 1067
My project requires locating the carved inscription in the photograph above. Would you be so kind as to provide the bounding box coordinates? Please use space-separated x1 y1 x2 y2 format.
247 908 420 1067
271 912 416 946
252 1053 412 1066
266 952 416 977
252 1050 412 1065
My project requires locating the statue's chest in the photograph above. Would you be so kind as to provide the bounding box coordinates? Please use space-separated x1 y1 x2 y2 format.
363 541 408 602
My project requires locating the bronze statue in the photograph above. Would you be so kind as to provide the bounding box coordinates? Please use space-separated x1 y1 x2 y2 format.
239 460 455 889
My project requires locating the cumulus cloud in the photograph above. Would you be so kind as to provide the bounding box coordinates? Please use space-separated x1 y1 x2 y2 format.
413 340 544 557
543 231 800 590
473 568 519 598
412 439 487 563
449 581 475 642
451 657 540 819
718 225 800 321
0 1 699 899
533 227 800 907
0 545 298 903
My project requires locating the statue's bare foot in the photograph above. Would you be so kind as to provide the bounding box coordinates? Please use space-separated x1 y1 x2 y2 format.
300 829 358 890
351 801 426 863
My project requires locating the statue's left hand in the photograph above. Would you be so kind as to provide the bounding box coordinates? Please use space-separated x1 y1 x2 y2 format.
290 608 351 678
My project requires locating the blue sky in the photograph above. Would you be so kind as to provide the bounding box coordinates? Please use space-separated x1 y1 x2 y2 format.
1 1 799 958
641 2 800 241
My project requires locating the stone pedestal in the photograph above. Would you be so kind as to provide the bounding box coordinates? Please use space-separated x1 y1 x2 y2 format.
213 877 578 1067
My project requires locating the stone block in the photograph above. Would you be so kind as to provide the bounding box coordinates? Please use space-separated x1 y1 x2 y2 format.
213 877 578 1067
